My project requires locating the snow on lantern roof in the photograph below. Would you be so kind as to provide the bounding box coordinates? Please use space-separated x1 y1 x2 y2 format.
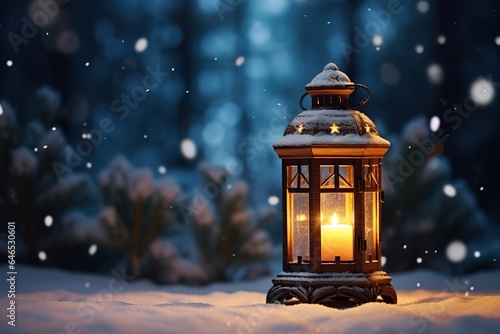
305 63 353 88
274 62 389 149
273 109 390 148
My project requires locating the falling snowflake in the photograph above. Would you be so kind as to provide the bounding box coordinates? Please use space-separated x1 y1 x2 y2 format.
267 196 279 206
38 251 47 261
88 244 98 255
235 56 245 66
158 165 167 174
427 64 444 84
416 1 429 13
429 116 440 131
135 37 148 52
44 215 53 227
180 139 197 160
470 78 495 106
372 35 383 46
446 240 467 263
443 184 457 197
6 60 13 67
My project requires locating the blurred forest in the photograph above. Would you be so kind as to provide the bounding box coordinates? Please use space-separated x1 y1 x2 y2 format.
1 0 500 282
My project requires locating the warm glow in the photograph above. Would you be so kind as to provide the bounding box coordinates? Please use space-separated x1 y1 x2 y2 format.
321 212 353 261
364 123 371 133
331 212 339 225
297 213 307 221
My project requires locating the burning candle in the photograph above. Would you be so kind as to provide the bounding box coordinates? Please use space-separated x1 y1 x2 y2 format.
321 213 353 261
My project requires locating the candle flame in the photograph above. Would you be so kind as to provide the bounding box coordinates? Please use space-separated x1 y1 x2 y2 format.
329 212 350 227
331 212 339 226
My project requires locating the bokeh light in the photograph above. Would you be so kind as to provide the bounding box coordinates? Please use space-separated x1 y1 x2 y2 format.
430 116 440 131
470 78 495 106
443 184 457 197
446 241 467 263
180 139 197 160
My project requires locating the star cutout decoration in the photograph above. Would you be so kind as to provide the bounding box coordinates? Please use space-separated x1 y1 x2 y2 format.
330 123 340 134
296 124 304 133
364 123 371 133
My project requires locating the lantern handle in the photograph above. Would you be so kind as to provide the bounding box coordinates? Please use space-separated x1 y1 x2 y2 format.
348 83 370 109
298 83 371 110
299 92 308 111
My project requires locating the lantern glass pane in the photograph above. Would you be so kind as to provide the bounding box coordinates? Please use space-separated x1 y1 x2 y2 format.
339 165 354 188
288 166 298 188
364 191 379 262
287 192 310 263
320 165 354 189
363 163 380 189
300 165 309 188
287 165 309 189
320 192 354 261
320 165 335 188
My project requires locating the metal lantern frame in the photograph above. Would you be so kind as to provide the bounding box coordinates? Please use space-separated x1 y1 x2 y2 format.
266 63 397 306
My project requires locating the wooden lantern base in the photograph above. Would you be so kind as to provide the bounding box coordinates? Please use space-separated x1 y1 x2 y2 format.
266 271 397 306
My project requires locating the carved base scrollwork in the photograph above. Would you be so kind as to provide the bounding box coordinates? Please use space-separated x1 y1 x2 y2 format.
266 271 397 306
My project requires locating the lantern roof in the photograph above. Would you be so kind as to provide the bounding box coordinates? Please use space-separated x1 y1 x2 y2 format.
273 108 389 148
305 63 353 88
273 62 390 155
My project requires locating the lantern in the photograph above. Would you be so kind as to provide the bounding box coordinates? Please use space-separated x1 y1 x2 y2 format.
266 63 397 306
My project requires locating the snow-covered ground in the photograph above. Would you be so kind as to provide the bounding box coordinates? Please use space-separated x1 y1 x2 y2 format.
1 264 500 334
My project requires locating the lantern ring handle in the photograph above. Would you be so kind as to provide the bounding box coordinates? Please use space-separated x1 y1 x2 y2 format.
349 83 371 109
298 83 370 110
299 92 308 111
